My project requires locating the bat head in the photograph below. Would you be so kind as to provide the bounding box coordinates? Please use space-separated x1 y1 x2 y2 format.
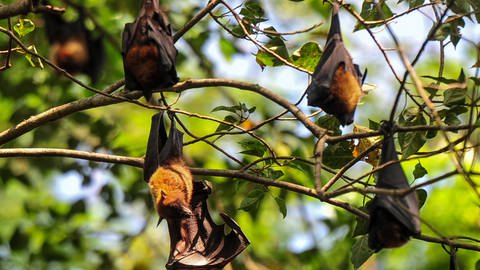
144 112 185 183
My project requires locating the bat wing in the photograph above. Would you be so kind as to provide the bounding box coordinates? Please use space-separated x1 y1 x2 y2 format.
166 181 249 269
121 22 142 90
368 131 421 250
158 113 184 163
85 35 105 84
146 18 177 71
143 112 167 182
374 133 421 232
306 3 362 125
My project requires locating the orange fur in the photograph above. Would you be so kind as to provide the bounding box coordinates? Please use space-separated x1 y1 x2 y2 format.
329 64 361 115
52 37 89 70
148 158 193 219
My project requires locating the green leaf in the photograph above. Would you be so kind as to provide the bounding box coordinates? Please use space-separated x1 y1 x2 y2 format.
317 115 341 136
239 187 266 212
398 0 425 8
475 259 480 270
323 141 354 169
219 36 237 61
368 119 381 131
274 196 287 218
240 0 268 24
291 42 322 73
212 105 240 113
268 169 284 179
255 36 290 69
422 75 457 84
215 115 239 132
239 139 267 157
413 162 427 179
13 19 35 37
416 189 427 209
398 108 427 158
355 0 395 31
352 208 369 237
444 112 461 126
443 89 466 107
351 235 374 269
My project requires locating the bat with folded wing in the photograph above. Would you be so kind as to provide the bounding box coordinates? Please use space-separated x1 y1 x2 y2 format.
144 112 249 269
122 0 179 102
367 123 421 251
43 0 105 83
306 2 363 126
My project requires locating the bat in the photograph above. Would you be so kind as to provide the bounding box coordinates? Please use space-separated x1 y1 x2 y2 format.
305 2 363 126
144 112 193 221
43 1 105 83
367 124 421 251
122 0 179 102
144 112 249 268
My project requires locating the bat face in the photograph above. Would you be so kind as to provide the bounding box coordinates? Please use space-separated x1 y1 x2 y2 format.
367 131 421 251
43 4 105 83
306 3 362 126
145 112 193 220
122 0 179 101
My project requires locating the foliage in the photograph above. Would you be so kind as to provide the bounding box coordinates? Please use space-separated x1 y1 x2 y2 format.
0 0 479 269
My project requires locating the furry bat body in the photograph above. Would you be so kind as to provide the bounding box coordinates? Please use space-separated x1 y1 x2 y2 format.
43 1 105 83
122 0 179 102
144 112 249 269
368 124 421 251
306 3 363 126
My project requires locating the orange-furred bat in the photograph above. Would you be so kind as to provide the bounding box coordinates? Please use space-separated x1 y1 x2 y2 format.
367 123 421 251
122 0 179 102
306 3 363 126
144 112 193 220
43 1 105 83
144 112 249 269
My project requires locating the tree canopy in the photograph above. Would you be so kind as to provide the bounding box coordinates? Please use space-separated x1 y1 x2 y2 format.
0 0 479 269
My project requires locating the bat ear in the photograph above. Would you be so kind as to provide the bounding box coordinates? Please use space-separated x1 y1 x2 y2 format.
144 112 167 182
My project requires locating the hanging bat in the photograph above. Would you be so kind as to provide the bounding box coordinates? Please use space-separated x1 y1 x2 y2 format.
367 125 421 251
122 0 179 102
144 112 193 221
43 1 105 83
144 113 249 268
306 2 363 126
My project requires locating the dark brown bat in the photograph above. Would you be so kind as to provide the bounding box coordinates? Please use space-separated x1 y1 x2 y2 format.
367 124 421 251
43 1 105 83
122 0 179 102
306 3 363 126
144 112 249 269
